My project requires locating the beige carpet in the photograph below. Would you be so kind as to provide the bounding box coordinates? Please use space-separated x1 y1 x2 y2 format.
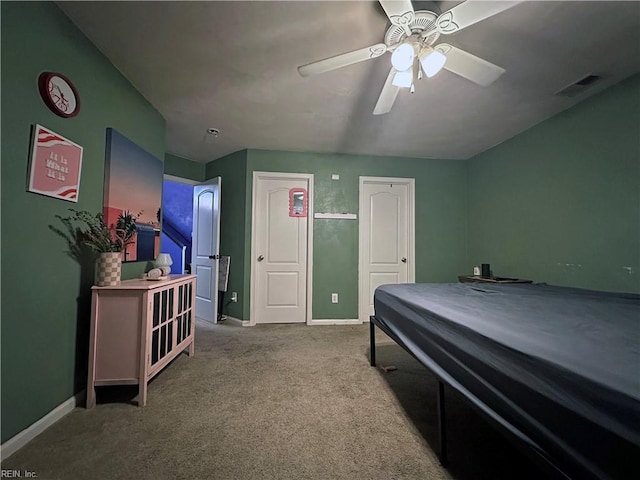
2 320 548 479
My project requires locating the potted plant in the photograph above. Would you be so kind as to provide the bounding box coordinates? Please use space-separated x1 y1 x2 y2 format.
51 209 141 286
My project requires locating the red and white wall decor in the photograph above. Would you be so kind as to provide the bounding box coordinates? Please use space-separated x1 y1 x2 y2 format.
28 124 83 202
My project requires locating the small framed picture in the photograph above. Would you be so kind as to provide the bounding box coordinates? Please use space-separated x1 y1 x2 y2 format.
289 188 307 217
28 124 83 202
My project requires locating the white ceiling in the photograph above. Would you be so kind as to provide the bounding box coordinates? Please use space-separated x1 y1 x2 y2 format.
57 1 640 163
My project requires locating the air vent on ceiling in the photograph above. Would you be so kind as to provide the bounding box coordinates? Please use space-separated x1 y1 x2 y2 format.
555 74 605 97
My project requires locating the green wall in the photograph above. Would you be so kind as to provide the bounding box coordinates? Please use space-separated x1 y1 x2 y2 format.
467 74 640 292
204 75 640 322
205 150 248 319
1 2 166 442
165 153 205 182
206 150 468 320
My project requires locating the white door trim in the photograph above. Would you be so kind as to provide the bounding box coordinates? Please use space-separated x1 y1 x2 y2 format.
358 176 415 323
250 171 314 326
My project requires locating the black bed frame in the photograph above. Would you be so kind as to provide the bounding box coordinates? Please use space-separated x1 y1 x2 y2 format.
369 315 573 480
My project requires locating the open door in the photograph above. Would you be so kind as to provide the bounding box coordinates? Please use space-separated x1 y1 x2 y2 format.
192 178 221 323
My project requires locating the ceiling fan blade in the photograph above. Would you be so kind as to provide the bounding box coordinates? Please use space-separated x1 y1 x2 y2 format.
373 68 400 115
297 44 387 77
379 0 415 36
436 1 520 35
435 43 505 86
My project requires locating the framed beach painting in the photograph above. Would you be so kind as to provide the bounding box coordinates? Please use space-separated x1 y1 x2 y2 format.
103 129 162 262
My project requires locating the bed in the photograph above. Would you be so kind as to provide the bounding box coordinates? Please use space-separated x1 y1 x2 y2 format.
369 282 640 480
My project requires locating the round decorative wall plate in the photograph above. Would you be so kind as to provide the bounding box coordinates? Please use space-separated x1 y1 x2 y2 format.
38 72 80 118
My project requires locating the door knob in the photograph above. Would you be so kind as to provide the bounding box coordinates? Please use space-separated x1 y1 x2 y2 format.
257 255 264 262
208 254 220 260
401 257 407 263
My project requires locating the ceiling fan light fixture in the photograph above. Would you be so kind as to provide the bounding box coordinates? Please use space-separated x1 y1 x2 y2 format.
420 47 447 78
391 43 415 72
392 68 413 88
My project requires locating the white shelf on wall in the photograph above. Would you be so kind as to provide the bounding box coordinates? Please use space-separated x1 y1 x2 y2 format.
313 213 357 220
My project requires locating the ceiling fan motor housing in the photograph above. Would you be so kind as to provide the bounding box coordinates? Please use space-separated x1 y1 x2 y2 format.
384 11 441 49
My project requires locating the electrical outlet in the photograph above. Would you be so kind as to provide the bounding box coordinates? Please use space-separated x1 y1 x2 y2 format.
231 292 238 302
331 293 338 304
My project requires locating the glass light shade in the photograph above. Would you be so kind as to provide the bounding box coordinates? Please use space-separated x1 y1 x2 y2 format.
155 253 173 270
391 43 415 72
420 49 447 78
392 69 413 88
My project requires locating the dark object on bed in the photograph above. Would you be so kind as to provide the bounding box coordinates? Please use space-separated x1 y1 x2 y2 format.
457 275 532 283
370 283 640 480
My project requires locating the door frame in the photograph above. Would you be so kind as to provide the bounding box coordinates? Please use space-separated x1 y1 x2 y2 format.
358 176 415 323
249 171 314 326
162 174 198 276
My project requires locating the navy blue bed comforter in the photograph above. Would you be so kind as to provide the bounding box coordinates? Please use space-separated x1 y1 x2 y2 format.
373 283 640 479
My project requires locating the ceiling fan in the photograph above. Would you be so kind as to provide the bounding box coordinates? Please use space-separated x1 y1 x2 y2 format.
297 0 519 115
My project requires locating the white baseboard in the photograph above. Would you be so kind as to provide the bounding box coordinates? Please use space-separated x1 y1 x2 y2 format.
308 318 361 326
221 315 251 327
1 390 85 461
222 317 361 326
